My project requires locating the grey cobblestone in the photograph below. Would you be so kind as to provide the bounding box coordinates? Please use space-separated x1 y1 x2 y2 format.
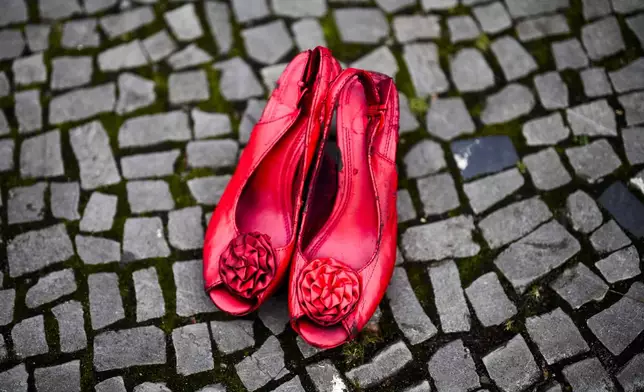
403 139 446 179
169 69 210 105
99 40 148 72
526 308 589 364
429 260 471 332
523 148 571 190
123 217 170 261
464 168 525 214
172 323 213 375
8 182 47 225
403 43 449 97
258 294 290 335
552 38 589 70
292 18 326 51
51 56 92 91
393 15 441 43
563 358 616 392
12 53 47 86
133 267 165 322
94 326 167 371
76 235 121 264
142 30 177 62
38 0 82 20
187 175 230 205
426 97 475 141
582 16 625 61
167 44 212 70
100 7 155 39
7 224 74 277
231 0 269 23
581 67 613 97
173 260 218 316
62 19 101 49
619 91 644 127
417 173 460 215
89 272 125 330
0 290 15 326
479 197 552 249
52 300 87 353
0 29 24 61
0 365 28 392
345 341 413 388
534 71 568 110
351 46 398 78
243 20 294 65
483 335 540 392
118 111 191 148
566 139 621 183
80 192 118 232
205 1 232 54
596 246 640 283
0 139 14 172
466 272 517 326
51 182 80 220
450 48 495 93
617 353 644 392
492 36 537 81
34 360 80 392
50 83 116 125
168 206 204 250
566 190 603 234
448 15 480 43
402 215 480 261
95 377 127 392
516 14 569 42
397 189 416 222
306 360 347 392
551 263 608 308
15 89 42 133
12 315 48 358
116 72 156 114
481 84 535 125
213 58 264 102
235 336 288 391
428 339 480 392
210 319 254 354
127 180 174 214
26 269 77 308
334 8 389 44
474 2 512 34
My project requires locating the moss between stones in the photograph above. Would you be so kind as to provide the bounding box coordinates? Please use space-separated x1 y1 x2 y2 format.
319 13 374 64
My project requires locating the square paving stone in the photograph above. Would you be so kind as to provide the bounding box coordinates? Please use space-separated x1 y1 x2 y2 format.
480 84 535 124
273 0 327 17
426 97 475 141
522 112 570 146
166 43 212 70
272 377 305 392
51 56 92 90
142 30 177 62
242 20 294 65
619 91 644 126
39 0 82 19
80 192 117 232
612 0 644 13
582 16 625 60
465 272 517 326
464 168 524 214
292 18 326 51
428 339 480 392
523 148 571 190
26 268 76 308
565 139 621 183
7 182 47 225
49 83 116 125
231 0 269 23
169 69 210 104
393 15 441 43
504 0 570 17
346 341 413 388
119 111 191 148
351 46 398 78
51 182 80 220
334 8 389 44
0 290 15 326
552 38 589 70
399 93 420 133
210 319 254 354
429 261 471 333
204 1 232 54
598 181 644 238
0 29 25 61
583 0 612 20
0 0 27 27
12 315 48 358
566 99 616 137
534 71 568 109
0 139 14 172
84 0 117 13
447 15 480 43
15 89 42 133
187 140 239 169
258 294 290 335
134 383 172 392
116 72 156 114
213 57 264 102
99 7 155 39
95 377 127 392
34 360 80 392
422 0 458 10
451 135 519 181
516 14 570 41
12 53 47 86
417 173 460 215
306 360 347 392
89 272 125 330
126 180 174 214
133 267 165 322
596 246 641 283
0 71 9 97
0 365 27 392
563 358 616 391
20 130 65 179
526 308 589 364
474 2 512 34
192 109 231 139
61 18 101 49
188 175 231 205
173 260 218 316
491 36 537 81
581 67 613 97
566 190 602 234
239 99 267 143
483 335 540 392
52 300 87 353
402 215 480 261
94 326 167 371
235 336 288 391
168 206 204 250
7 224 74 277
403 43 449 97
450 48 495 93
123 217 171 261
76 235 121 264
590 219 632 253
98 40 148 72
121 150 181 180
617 353 644 392
397 189 416 222
164 3 203 41
173 323 214 375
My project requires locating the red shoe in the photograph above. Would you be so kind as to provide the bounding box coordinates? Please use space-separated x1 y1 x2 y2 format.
288 69 399 348
203 47 342 315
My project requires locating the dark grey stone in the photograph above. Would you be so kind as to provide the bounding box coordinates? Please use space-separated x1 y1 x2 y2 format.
26 268 76 308
619 91 644 127
345 341 413 388
235 336 288 391
51 56 92 90
52 300 87 353
99 7 155 39
582 16 625 60
0 0 27 27
393 15 441 43
174 260 218 316
581 67 612 97
386 268 438 344
205 1 233 54
351 46 398 78
516 14 570 41
464 168 524 214
12 53 47 86
187 139 238 169
123 217 171 260
583 0 611 20
187 175 231 205
0 139 13 172
552 38 589 70
617 353 644 392
492 36 537 81
292 18 326 51
242 20 294 65
483 335 540 392
526 308 589 364
258 294 290 335
451 135 520 180
0 365 27 392
474 2 512 33
15 89 42 133
417 173 460 215
426 97 475 141
95 377 127 392
429 260 471 332
50 83 116 125
231 0 269 23
273 377 305 392
397 189 416 222
566 190 602 234
566 99 616 137
38 0 82 19
590 219 632 254
116 72 156 114
119 111 191 148
98 40 148 72
80 192 118 232
168 206 203 250
399 93 420 133
450 48 495 93
481 84 535 125
0 290 15 326
169 70 209 105
133 267 165 322
167 43 212 70
612 0 644 13
334 8 389 44
7 224 74 277
239 99 266 143
466 272 517 326
403 43 449 97
596 246 641 283
12 315 48 358
504 0 570 17
210 319 254 354
402 216 480 261
522 112 569 146
0 29 24 61
296 336 326 358
89 272 125 330
0 109 8 135
448 15 480 43
94 326 167 371
85 0 117 13
428 340 480 392
534 72 568 109
598 181 644 238
34 360 80 392
566 139 621 183
8 182 47 225
61 18 100 49
173 323 214 375
306 360 348 392
213 57 264 102
76 235 120 264
127 180 174 214
192 109 231 139
0 71 9 97
563 358 616 391
524 148 571 190
142 30 177 62
164 3 203 41
51 182 80 220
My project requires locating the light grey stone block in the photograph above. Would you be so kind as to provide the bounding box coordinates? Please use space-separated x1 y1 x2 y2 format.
550 263 608 309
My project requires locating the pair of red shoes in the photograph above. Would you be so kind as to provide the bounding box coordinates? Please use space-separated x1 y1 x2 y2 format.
203 47 399 349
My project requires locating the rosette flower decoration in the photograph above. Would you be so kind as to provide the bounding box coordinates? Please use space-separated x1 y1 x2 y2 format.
219 232 276 299
297 258 361 326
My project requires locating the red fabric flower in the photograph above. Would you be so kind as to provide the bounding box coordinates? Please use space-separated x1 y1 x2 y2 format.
298 258 361 326
219 232 276 299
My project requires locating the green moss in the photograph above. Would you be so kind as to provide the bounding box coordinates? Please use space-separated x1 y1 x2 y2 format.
319 14 373 63
405 264 432 308
524 41 552 69
572 134 589 145
517 161 527 174
477 119 524 147
456 250 493 287
167 174 196 209
409 97 428 116
474 34 491 52
391 48 416 98
341 330 383 368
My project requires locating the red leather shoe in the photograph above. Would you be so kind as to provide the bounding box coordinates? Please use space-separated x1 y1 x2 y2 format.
289 69 400 348
203 47 342 315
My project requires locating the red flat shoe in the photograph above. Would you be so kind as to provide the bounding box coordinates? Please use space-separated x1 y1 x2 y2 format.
203 47 342 315
288 69 399 348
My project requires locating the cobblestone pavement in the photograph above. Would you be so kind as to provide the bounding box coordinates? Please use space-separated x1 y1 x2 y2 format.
1 0 644 391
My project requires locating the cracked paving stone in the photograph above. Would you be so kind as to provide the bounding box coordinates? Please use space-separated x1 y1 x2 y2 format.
505 0 570 18
187 139 238 169
0 0 27 27
80 192 117 232
522 112 569 146
399 93 420 133
526 308 589 364
599 181 644 238
94 326 167 371
403 43 449 97
272 0 327 17
116 72 156 114
402 215 480 261
566 190 603 234
450 48 495 93
205 1 232 54
85 0 117 13
123 217 170 261
552 38 589 70
626 14 644 47
15 89 42 133
516 14 570 42
51 56 93 91
566 139 621 183
169 69 209 104
581 67 613 97
210 319 254 354
397 189 416 222
591 220 632 254
173 323 214 375
417 173 460 215
167 43 212 70
534 72 568 110
62 18 100 49
99 6 155 39
297 336 326 359
466 272 517 326
346 341 413 388
426 97 475 141
127 180 174 214
0 290 15 326
0 29 24 61
481 84 535 125
96 377 127 392
495 221 581 293
35 360 80 392
98 40 148 72
0 365 27 392
261 63 287 92
89 272 125 330
292 18 326 51
50 83 116 125
0 139 13 172
617 353 644 392
334 8 389 44
51 182 80 220
12 315 48 358
142 30 177 62
134 383 172 392
122 150 180 180
76 235 121 264
351 46 398 78
231 0 269 23
133 267 165 322
235 336 288 391
52 300 87 353
192 109 231 139
473 2 513 34
619 91 644 127
596 246 641 283
239 99 266 143
583 0 612 20
8 182 47 225
168 206 204 250
306 360 347 392
524 148 571 190
7 224 74 277
429 260 471 332
464 168 524 214
12 53 47 86
448 15 480 43
21 130 65 179
188 175 231 205
566 99 616 137
428 339 480 392
491 36 537 81
26 269 76 309
582 16 625 60
452 135 520 180
403 139 445 179
563 358 616 391
119 111 191 148
386 267 438 344
258 294 290 335
213 57 264 102
173 260 218 316
484 335 540 392
38 0 81 19
393 15 441 43
164 3 203 42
